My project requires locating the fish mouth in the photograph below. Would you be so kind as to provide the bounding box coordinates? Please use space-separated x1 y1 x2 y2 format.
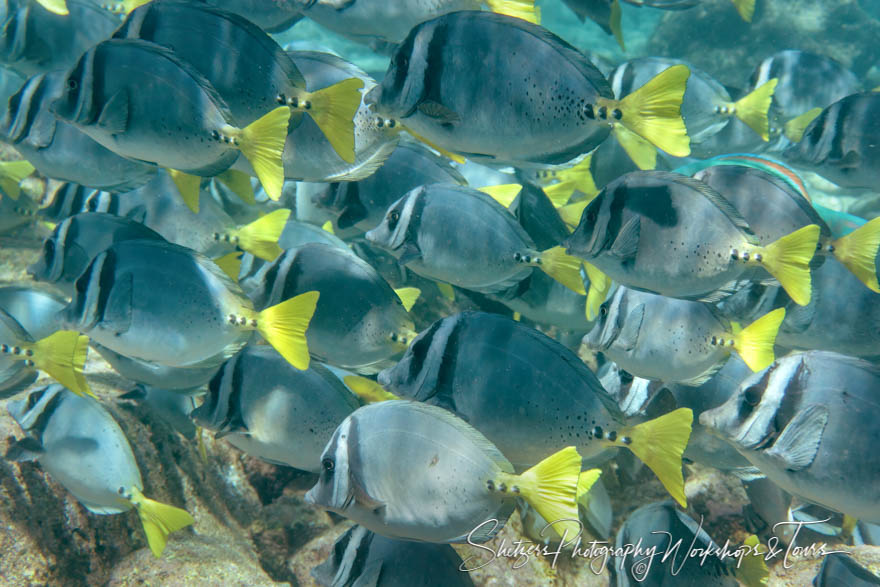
303 487 317 505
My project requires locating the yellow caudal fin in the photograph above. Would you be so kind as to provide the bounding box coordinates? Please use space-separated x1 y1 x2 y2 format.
584 262 611 321
733 79 778 141
478 184 521 209
832 217 880 292
232 209 290 261
0 160 35 200
168 169 202 213
485 0 540 24
543 155 597 206
123 0 152 13
436 281 456 301
731 0 756 22
607 408 693 507
213 252 243 281
610 64 691 157
842 515 858 542
393 287 421 312
533 246 586 295
614 124 658 170
542 181 575 208
35 0 68 14
129 487 194 558
236 106 290 201
496 447 582 540
401 126 466 164
215 169 256 205
576 468 602 505
753 224 820 306
783 107 822 143
559 200 590 231
735 535 769 587
344 375 400 403
321 220 335 234
254 291 319 370
306 78 364 164
732 308 785 372
30 331 93 398
609 0 624 51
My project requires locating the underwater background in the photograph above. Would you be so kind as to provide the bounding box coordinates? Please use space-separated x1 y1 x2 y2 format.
2 0 880 585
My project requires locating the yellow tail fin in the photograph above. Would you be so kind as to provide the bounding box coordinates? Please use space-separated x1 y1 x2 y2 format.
236 106 290 202
436 281 456 301
231 209 290 261
35 0 68 14
168 169 202 214
496 447 582 540
321 220 335 234
607 64 691 157
752 224 820 306
0 160 34 200
576 468 602 505
30 331 92 399
543 155 597 207
213 252 243 281
733 79 778 141
534 246 586 294
732 308 785 372
344 375 400 403
129 486 194 558
609 0 624 51
730 0 756 22
735 535 769 587
832 217 880 292
478 184 522 209
254 291 319 370
608 408 693 507
215 169 256 205
559 200 590 231
584 262 611 321
306 78 364 164
485 0 540 24
393 287 421 312
783 107 822 143
614 124 658 170
123 0 151 13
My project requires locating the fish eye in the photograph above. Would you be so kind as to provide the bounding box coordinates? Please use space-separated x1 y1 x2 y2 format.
387 209 400 230
743 386 762 406
599 304 608 317
66 78 78 91
322 457 335 472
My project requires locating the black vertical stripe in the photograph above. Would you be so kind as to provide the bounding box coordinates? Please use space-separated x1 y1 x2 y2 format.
420 20 449 108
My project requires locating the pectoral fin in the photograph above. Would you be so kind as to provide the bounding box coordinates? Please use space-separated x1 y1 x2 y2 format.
609 216 640 259
97 89 130 135
417 100 461 124
764 404 828 471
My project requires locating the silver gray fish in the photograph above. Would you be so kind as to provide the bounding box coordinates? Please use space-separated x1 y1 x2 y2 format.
59 238 318 370
192 345 359 471
5 384 194 557
0 189 37 234
1 71 158 192
304 400 582 543
378 311 692 506
365 184 585 295
50 38 290 200
29 212 165 296
92 342 222 390
314 140 466 233
0 0 118 76
611 56 777 149
613 501 766 587
701 351 880 523
564 170 820 306
584 286 784 385
312 524 473 587
114 1 361 165
748 50 861 121
813 553 880 586
38 182 108 222
249 243 416 371
366 11 689 168
784 92 880 190
204 0 301 33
